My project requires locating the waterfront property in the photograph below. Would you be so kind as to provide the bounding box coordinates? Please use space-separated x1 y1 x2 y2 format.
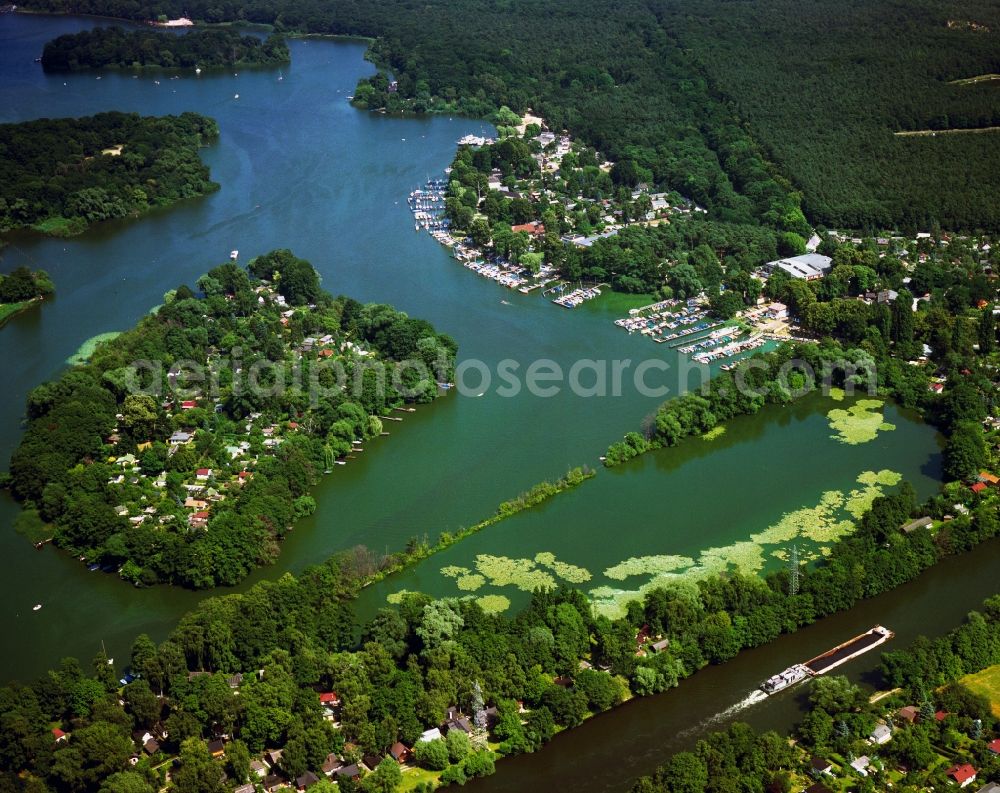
762 252 833 280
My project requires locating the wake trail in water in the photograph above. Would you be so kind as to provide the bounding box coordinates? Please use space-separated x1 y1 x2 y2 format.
675 689 769 741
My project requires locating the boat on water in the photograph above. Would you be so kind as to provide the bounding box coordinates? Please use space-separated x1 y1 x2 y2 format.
760 625 894 695
230 250 239 260
32 604 42 611
804 624 894 675
761 664 809 694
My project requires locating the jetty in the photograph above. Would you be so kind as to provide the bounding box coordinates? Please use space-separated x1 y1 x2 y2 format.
553 285 603 308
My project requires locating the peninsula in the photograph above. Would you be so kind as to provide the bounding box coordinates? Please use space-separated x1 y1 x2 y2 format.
41 27 290 71
0 266 54 326
0 111 219 237
5 249 457 587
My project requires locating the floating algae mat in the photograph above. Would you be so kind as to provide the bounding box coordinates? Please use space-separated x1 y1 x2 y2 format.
357 393 941 625
827 398 896 444
586 469 904 618
66 331 121 365
387 469 901 617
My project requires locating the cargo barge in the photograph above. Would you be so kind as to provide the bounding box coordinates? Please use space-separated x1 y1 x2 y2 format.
760 625 894 695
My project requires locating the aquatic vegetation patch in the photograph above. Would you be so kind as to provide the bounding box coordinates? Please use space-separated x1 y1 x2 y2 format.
702 426 727 441
66 331 121 366
534 552 591 583
456 574 486 591
475 594 511 614
475 555 557 591
441 565 470 579
604 555 696 581
13 508 50 544
386 589 415 604
828 387 846 402
857 469 902 487
590 468 903 619
827 399 896 444
698 541 765 575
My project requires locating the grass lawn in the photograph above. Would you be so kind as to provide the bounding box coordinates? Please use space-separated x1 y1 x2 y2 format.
960 663 1000 717
0 300 32 327
586 290 658 314
398 766 440 792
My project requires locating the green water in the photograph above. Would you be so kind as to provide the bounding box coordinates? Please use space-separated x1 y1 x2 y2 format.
0 12 963 793
356 394 941 621
0 13 766 680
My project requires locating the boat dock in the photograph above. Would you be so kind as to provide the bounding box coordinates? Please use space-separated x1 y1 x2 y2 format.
553 285 604 308
408 179 449 232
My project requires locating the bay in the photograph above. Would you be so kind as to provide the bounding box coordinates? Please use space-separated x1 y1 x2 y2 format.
0 13 687 680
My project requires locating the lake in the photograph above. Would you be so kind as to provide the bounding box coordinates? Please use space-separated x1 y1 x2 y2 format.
0 12 741 680
0 12 962 792
356 393 941 622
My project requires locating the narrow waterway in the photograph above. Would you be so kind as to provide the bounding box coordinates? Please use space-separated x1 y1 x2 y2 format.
469 537 1000 792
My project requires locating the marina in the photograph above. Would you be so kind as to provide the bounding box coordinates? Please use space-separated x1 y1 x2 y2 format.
760 625 895 695
613 298 769 365
407 178 449 232
553 285 604 308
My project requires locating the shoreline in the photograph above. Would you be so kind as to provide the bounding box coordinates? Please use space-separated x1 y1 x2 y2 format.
358 467 596 592
0 296 42 327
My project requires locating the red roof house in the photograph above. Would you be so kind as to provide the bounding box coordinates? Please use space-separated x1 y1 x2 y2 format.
988 738 1000 754
510 222 546 237
945 763 976 787
389 742 411 764
181 400 198 409
319 692 341 706
971 482 987 494
52 728 67 742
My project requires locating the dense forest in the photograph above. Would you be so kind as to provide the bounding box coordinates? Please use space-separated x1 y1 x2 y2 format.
41 27 289 71
631 596 1000 792
2 466 999 792
0 267 54 305
3 249 457 588
16 0 1000 231
0 267 55 326
661 0 1000 231
0 112 218 236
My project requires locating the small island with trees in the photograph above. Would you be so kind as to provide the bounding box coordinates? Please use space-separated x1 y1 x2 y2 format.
0 111 219 237
0 266 54 326
4 249 458 588
41 27 290 72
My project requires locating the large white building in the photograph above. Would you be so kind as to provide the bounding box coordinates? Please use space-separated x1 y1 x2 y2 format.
765 253 833 281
